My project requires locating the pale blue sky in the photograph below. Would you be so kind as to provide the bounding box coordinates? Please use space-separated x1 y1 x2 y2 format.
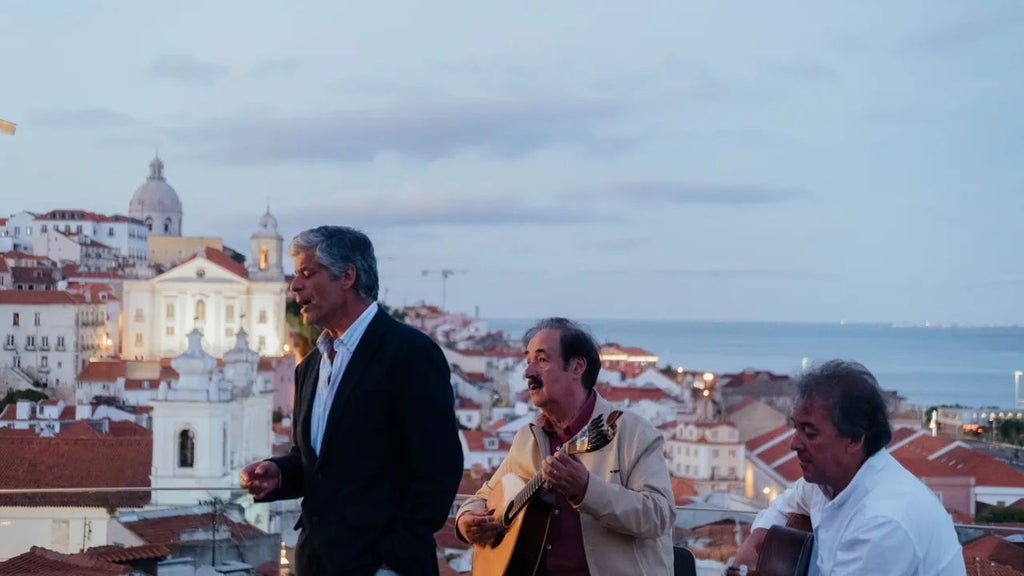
1 1 1022 323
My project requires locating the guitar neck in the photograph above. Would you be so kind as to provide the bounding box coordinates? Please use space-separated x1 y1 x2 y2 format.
504 444 574 524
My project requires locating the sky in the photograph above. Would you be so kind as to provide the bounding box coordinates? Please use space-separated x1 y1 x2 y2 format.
1 1 1023 324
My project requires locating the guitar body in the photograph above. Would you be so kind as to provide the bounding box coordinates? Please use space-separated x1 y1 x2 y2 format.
472 475 553 576
755 524 814 576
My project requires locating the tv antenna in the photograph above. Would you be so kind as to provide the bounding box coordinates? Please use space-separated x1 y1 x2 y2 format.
421 269 466 310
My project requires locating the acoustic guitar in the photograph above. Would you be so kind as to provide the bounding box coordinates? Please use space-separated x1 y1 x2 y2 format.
471 410 622 576
726 514 813 576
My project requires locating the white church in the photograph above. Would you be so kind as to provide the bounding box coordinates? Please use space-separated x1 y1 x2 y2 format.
150 327 273 506
121 156 288 360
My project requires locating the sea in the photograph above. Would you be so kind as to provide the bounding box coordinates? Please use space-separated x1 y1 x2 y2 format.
488 319 1024 410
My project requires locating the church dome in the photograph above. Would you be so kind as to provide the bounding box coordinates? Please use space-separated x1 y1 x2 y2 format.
130 156 182 213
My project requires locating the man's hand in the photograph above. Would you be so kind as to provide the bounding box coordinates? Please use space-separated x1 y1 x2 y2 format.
542 451 589 503
240 460 281 499
733 527 768 572
458 509 506 546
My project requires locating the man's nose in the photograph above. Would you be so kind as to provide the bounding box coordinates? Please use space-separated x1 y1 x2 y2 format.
789 434 803 451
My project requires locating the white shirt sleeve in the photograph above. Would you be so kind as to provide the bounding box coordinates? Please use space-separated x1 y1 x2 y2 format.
752 478 816 531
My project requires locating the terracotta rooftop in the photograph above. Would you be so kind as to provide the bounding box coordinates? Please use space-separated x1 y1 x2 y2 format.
85 543 172 563
462 430 512 452
123 512 264 546
962 534 1024 572
671 476 699 505
172 246 248 279
435 517 469 551
0 424 151 507
595 383 672 403
0 546 130 576
0 291 91 305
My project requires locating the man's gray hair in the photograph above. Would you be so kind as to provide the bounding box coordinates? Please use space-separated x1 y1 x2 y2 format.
797 360 892 456
289 226 379 301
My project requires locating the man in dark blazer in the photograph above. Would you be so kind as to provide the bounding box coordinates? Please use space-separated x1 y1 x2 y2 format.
241 225 464 576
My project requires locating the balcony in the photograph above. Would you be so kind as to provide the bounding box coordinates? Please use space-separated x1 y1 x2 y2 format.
2 343 15 351
24 344 36 351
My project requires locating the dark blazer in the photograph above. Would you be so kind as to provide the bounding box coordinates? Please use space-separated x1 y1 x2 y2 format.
267 308 464 576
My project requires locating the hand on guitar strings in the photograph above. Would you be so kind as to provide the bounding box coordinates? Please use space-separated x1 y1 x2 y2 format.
542 451 590 504
458 509 506 546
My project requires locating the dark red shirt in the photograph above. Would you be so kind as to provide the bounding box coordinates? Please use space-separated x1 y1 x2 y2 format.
537 391 597 576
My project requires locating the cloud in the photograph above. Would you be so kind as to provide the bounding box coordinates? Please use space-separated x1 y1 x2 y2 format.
907 9 1024 51
29 107 140 130
172 95 622 164
270 192 592 229
577 180 812 206
150 54 229 84
578 266 834 279
764 60 840 84
250 59 300 78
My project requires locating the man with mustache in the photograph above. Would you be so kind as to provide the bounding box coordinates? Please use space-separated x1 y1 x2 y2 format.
240 225 463 576
456 317 675 576
733 360 965 575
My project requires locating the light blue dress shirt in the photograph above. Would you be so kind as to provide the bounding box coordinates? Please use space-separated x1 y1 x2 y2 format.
309 302 378 456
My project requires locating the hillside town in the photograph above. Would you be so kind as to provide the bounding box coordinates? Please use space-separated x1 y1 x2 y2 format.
2 158 1024 575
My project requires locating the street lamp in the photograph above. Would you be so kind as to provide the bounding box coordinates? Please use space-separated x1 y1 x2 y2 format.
1015 370 1023 409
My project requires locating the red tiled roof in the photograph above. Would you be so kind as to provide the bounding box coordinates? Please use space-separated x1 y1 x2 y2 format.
36 209 107 223
0 426 151 507
963 534 1024 572
123 513 264 545
0 291 87 305
459 467 493 495
0 546 130 575
435 517 469 551
456 397 481 410
671 476 698 505
937 447 1024 488
454 347 522 358
595 383 671 403
85 543 171 563
462 430 511 452
173 246 248 279
746 425 793 453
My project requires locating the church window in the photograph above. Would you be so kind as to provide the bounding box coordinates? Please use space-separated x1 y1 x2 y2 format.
134 333 143 346
165 303 175 321
225 305 235 322
258 309 267 324
259 247 269 270
166 326 175 336
224 328 233 338
145 218 153 232
163 218 172 233
134 308 144 322
258 335 266 351
178 429 195 468
195 300 206 324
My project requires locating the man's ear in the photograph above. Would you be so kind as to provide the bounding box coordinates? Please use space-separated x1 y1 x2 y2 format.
569 357 586 378
338 264 357 290
845 434 865 457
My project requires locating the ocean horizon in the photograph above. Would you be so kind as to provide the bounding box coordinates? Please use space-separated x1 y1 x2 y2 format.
488 318 1024 410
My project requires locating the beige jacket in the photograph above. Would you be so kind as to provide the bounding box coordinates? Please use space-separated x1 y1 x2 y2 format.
458 394 675 576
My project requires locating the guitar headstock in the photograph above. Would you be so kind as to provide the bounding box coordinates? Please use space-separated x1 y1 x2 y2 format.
566 410 622 455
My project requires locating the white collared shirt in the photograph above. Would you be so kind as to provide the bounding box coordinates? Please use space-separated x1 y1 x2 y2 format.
752 448 965 576
310 301 379 455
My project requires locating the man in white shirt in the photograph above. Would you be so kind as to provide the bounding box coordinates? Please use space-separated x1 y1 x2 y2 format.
734 360 965 576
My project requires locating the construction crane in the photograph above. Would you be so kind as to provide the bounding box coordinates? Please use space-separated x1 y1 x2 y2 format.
0 118 16 136
421 268 465 311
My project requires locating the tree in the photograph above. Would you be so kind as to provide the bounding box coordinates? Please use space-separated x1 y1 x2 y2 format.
976 506 1024 523
0 389 48 413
